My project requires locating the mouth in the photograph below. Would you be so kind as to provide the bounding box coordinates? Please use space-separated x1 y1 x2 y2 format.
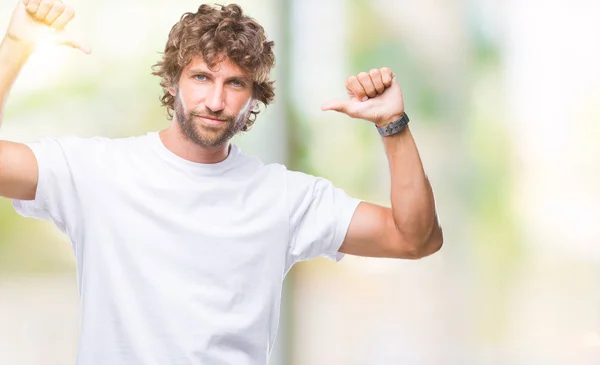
195 115 228 126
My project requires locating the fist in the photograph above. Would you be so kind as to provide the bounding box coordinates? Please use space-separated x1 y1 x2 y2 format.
5 0 90 54
321 67 405 127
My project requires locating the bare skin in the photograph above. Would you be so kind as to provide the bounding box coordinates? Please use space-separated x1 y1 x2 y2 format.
159 56 255 164
0 0 88 200
322 69 443 259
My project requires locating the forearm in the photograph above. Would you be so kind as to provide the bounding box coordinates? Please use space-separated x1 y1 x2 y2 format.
383 126 442 253
0 35 32 127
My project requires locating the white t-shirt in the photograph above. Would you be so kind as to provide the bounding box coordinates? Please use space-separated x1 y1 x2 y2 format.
12 132 361 365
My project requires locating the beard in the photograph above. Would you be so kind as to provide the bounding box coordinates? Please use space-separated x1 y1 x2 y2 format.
174 92 249 148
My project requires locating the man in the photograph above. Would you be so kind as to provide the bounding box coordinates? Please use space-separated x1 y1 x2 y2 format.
0 1 443 364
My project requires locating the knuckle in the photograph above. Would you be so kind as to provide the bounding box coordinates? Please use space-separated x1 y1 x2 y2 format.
357 72 369 80
369 68 380 75
26 2 39 12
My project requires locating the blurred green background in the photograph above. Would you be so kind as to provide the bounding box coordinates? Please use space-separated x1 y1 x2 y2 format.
2 0 600 364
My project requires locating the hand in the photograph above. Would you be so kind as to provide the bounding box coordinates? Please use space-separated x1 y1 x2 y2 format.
5 0 90 54
321 67 405 127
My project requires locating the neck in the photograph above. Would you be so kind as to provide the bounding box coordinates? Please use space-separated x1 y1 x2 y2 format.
159 120 230 164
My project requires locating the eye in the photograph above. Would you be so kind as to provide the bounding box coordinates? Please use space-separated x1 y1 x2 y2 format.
230 80 244 87
194 74 208 81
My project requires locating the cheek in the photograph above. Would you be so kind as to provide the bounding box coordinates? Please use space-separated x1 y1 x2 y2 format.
181 90 204 110
231 95 253 114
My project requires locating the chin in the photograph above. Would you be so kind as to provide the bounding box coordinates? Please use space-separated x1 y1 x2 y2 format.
187 129 229 148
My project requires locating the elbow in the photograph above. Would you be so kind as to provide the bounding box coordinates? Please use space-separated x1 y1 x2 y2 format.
402 224 444 260
422 226 444 258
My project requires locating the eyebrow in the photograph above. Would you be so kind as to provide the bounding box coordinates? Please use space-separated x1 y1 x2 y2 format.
187 68 251 84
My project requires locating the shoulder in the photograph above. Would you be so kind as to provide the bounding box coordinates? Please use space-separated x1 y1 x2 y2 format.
229 144 288 176
27 133 155 171
23 135 112 164
33 134 142 151
284 168 332 192
68 132 157 158
102 133 155 150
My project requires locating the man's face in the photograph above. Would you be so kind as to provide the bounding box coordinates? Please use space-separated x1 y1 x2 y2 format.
171 55 254 148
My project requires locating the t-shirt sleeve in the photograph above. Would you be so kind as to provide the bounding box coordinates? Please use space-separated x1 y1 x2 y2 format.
12 137 93 236
286 170 362 265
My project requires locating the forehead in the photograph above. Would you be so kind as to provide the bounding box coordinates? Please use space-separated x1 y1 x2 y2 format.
184 55 249 78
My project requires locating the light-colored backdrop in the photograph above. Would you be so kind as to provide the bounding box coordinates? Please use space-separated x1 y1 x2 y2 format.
1 0 600 364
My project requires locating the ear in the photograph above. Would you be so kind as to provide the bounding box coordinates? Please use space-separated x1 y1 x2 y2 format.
168 87 177 97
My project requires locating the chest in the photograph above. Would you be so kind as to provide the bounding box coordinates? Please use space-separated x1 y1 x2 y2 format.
79 164 290 290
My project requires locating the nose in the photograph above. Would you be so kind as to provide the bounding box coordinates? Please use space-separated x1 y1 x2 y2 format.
205 83 225 113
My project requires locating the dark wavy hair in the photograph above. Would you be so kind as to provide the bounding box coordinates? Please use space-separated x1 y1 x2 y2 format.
152 4 275 131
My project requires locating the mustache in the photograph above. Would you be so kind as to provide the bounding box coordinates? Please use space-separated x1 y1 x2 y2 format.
189 109 235 122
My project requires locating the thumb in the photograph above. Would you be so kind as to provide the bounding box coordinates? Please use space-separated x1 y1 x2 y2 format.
321 99 351 114
54 31 92 54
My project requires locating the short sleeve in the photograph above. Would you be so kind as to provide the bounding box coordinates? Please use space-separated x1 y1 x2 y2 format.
286 170 361 266
12 137 100 237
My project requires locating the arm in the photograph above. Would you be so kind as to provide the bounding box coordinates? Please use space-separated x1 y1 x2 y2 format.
0 32 39 200
0 0 88 200
322 68 443 259
340 129 442 259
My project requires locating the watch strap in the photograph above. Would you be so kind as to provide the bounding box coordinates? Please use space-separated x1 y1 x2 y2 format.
376 112 410 137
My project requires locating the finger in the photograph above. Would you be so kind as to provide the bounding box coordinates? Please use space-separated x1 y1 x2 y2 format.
369 69 385 94
59 39 92 54
346 76 367 102
55 31 91 54
321 99 351 114
380 67 393 87
51 5 75 30
45 2 66 25
26 0 41 14
357 72 377 98
34 0 53 20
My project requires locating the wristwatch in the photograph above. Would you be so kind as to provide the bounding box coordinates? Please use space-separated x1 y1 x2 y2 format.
376 112 410 137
